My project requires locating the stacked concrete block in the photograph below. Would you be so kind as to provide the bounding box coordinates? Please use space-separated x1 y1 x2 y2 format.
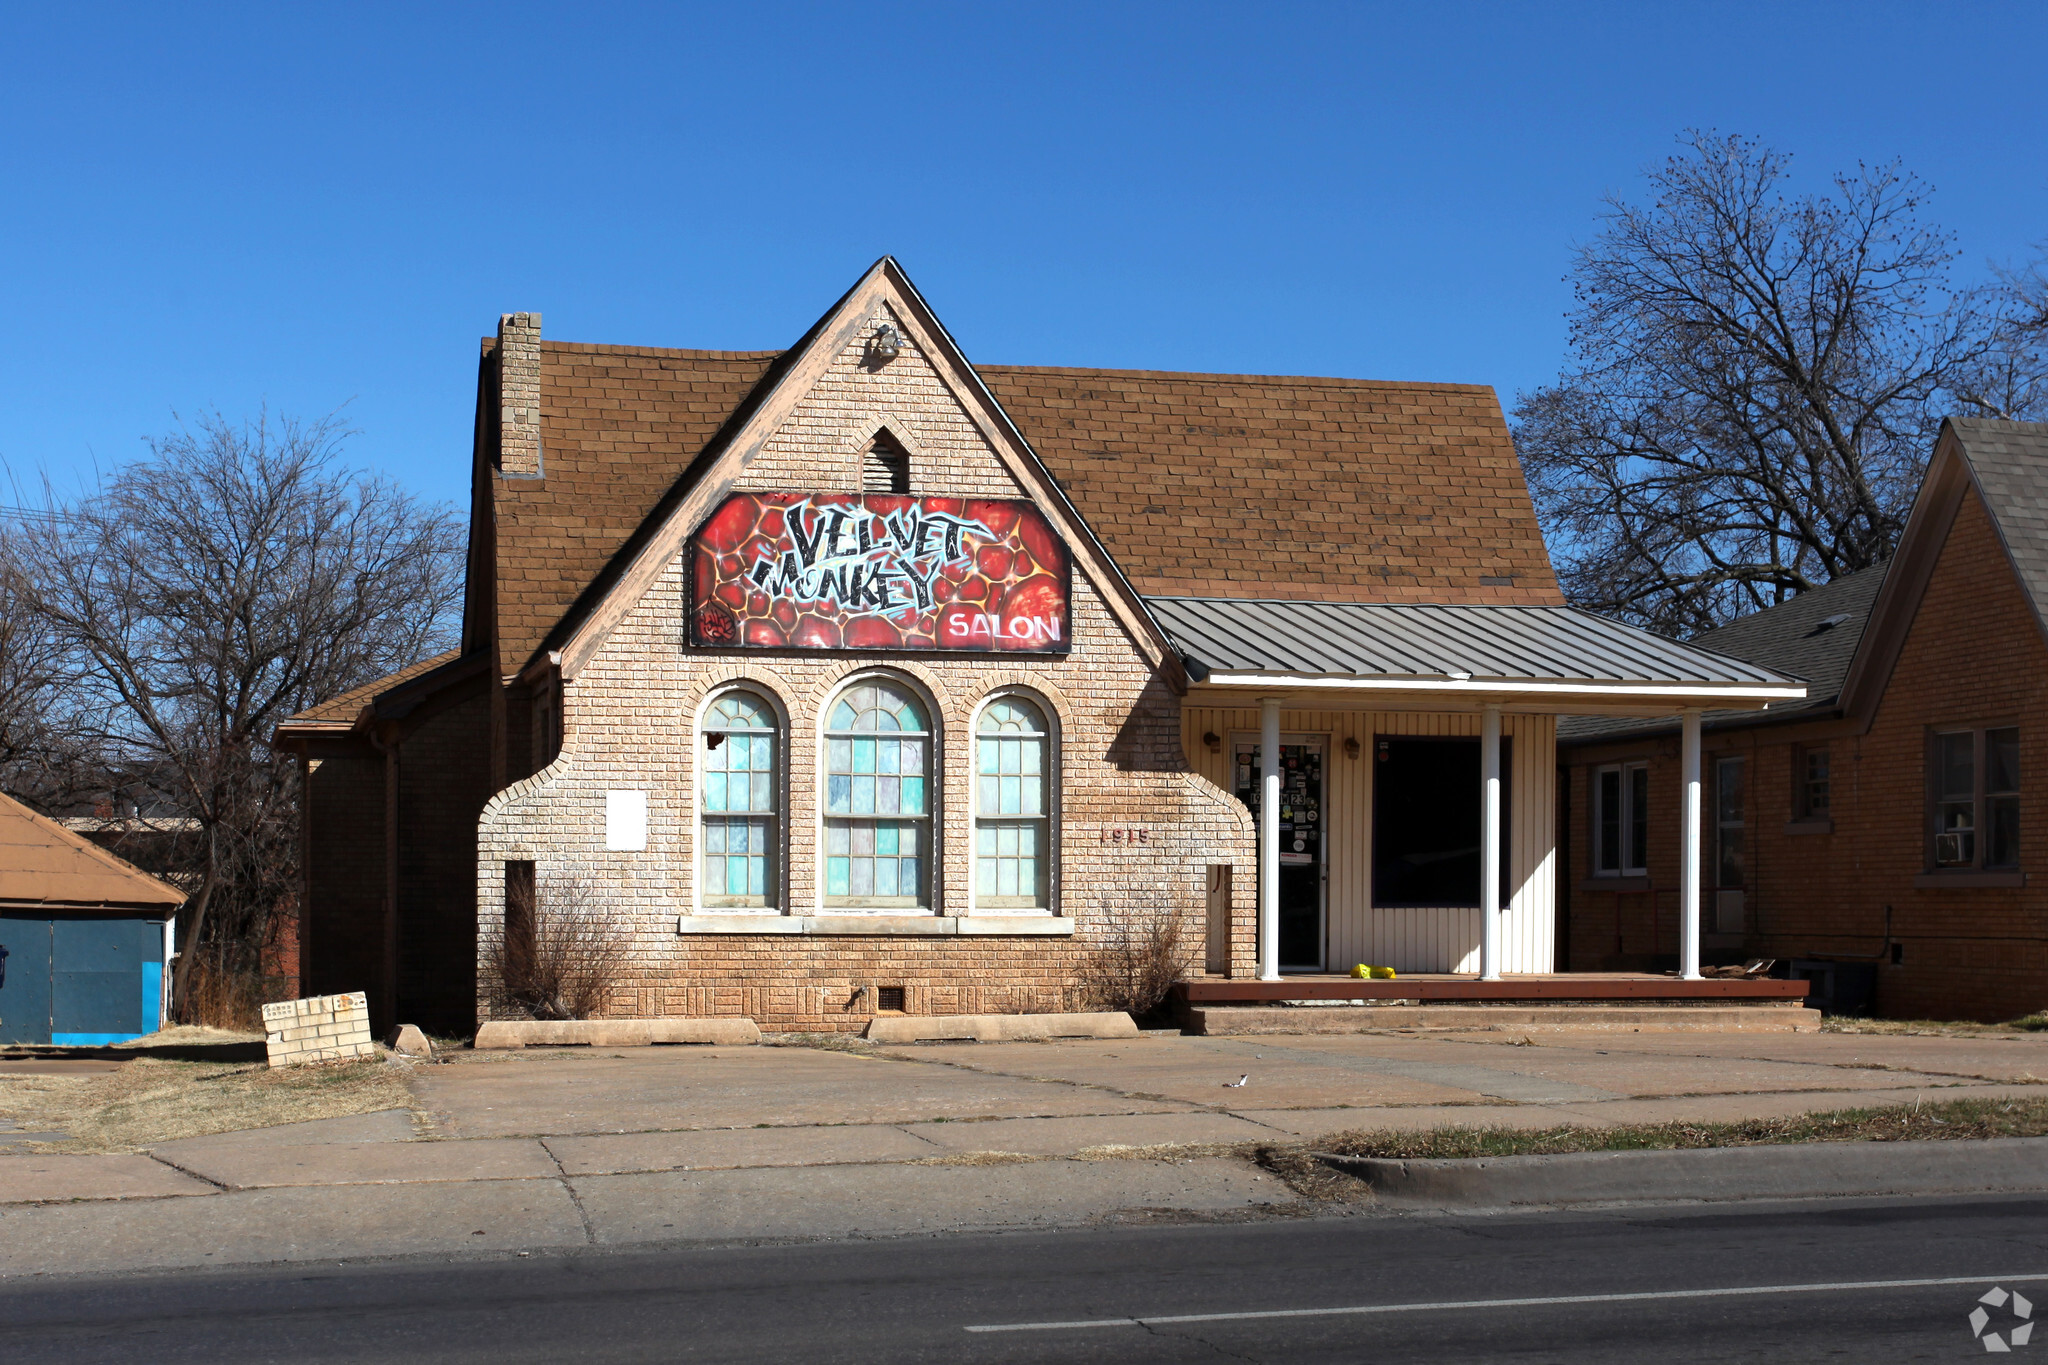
263 991 375 1067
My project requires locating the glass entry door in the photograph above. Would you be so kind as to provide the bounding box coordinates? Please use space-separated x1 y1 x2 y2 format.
1232 733 1327 971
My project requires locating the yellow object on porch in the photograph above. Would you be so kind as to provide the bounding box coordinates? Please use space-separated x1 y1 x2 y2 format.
1371 966 1398 980
1350 964 1370 978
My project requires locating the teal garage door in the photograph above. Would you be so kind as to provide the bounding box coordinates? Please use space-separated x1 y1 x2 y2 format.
0 918 54 1045
0 916 165 1046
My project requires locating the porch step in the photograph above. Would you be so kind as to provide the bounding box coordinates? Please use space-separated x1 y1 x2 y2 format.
1186 1003 1819 1036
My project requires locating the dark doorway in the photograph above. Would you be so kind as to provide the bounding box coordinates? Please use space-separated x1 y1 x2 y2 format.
1372 736 1511 907
1232 735 1326 970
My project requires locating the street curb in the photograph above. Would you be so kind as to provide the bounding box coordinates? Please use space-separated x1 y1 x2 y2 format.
472 1018 760 1048
864 1012 1138 1043
1317 1136 2048 1207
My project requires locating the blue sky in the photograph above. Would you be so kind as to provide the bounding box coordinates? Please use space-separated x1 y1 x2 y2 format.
2 2 2044 509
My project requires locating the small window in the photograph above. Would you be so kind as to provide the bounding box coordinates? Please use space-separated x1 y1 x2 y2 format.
1930 726 2020 871
1797 745 1830 818
976 695 1053 910
701 691 779 908
862 429 910 494
824 679 931 908
1716 757 1745 889
1594 761 1649 876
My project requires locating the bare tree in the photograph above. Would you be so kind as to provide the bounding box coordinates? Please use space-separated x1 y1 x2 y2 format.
0 535 102 811
1514 132 2043 635
8 412 462 1015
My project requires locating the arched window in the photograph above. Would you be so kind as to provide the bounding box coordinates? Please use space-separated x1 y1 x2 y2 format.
824 679 930 908
976 695 1052 910
701 690 779 909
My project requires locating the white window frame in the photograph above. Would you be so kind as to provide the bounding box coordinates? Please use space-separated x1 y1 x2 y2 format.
969 689 1059 916
696 686 786 913
818 672 939 913
1593 760 1650 877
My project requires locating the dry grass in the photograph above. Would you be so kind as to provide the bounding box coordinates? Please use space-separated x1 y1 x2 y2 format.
1256 1095 2048 1198
0 1055 416 1153
1825 1014 2048 1037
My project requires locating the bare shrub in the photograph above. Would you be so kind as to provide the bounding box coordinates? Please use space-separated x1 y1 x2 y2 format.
179 946 276 1032
1077 903 1191 1018
483 875 631 1021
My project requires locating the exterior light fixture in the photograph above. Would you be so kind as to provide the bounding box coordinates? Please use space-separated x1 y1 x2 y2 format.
1344 737 1361 759
871 323 903 361
1203 731 1222 752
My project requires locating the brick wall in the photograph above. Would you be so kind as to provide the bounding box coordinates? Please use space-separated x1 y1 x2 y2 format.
475 307 1254 1030
300 746 387 1003
1564 486 2048 1022
262 991 374 1066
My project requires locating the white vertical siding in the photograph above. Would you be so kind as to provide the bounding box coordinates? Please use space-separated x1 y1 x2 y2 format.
1182 706 1556 973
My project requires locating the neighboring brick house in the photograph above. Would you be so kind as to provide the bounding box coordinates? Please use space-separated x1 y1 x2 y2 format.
278 259 1798 1036
1559 418 2048 1022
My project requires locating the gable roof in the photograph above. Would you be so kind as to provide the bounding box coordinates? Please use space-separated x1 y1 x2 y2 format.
1840 418 2048 720
1557 563 1883 744
282 650 465 731
503 259 1180 687
979 366 1561 604
481 265 1566 684
0 790 185 911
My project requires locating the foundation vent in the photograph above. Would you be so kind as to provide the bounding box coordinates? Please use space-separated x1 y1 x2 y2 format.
875 985 906 1012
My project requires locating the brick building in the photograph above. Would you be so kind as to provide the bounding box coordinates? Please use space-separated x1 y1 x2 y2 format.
278 260 1798 1036
1559 418 2048 1022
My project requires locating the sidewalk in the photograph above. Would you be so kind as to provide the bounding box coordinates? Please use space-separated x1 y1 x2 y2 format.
4 1027 2046 1277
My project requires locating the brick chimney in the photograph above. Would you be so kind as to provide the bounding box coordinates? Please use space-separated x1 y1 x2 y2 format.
497 311 542 478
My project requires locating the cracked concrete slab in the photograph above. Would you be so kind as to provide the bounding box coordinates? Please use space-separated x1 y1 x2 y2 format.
899 1111 1277 1155
0 1154 215 1204
149 1108 418 1154
0 1178 586 1275
544 1124 940 1176
415 1047 1181 1139
157 1138 559 1190
568 1157 1295 1244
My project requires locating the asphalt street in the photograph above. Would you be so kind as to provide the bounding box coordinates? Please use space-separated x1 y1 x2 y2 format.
7 1194 2047 1362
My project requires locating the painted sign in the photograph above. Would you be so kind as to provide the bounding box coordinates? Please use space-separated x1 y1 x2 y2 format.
689 493 1071 652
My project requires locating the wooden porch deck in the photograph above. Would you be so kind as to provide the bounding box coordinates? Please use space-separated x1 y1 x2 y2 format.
1173 973 1811 1005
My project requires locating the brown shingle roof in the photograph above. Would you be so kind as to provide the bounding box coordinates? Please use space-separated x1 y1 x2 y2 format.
283 649 464 728
494 342 781 670
0 791 185 911
488 345 1565 673
978 365 1561 604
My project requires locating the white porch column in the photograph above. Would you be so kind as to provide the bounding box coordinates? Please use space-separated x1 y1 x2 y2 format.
1479 705 1502 980
1679 708 1703 980
1258 697 1282 981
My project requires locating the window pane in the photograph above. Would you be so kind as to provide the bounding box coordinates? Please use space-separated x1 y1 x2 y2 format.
1989 794 2020 868
1939 732 1975 800
1718 828 1745 888
1805 748 1831 814
1628 765 1649 872
1989 728 2020 795
1716 758 1744 824
1597 769 1621 872
1936 801 1975 866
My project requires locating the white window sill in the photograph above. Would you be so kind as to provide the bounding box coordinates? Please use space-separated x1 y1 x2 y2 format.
676 915 1075 937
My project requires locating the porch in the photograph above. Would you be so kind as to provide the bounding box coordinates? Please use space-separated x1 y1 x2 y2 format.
1149 597 1808 982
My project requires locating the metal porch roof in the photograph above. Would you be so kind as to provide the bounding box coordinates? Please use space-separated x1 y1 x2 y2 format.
1145 598 1804 694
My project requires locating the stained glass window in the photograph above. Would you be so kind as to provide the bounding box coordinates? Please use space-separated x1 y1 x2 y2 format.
976 696 1050 909
824 680 930 908
702 691 777 908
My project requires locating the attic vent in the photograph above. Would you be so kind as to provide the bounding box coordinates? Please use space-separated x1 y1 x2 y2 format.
1814 612 1852 633
863 429 911 495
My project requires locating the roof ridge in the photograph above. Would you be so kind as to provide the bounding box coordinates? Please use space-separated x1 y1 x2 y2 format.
974 362 1496 392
